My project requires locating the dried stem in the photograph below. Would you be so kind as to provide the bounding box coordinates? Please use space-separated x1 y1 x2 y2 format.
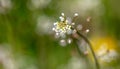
72 30 100 69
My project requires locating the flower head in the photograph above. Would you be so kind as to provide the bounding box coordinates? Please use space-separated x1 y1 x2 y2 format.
52 13 73 38
53 21 71 34
52 13 90 46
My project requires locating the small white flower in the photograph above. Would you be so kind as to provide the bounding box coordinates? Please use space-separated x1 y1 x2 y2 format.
59 39 66 46
71 23 75 25
74 13 78 17
85 29 90 33
67 38 72 44
61 13 65 16
59 16 64 21
53 14 73 38
52 13 90 46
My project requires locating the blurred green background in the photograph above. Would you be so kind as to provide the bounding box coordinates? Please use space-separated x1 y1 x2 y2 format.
0 0 120 69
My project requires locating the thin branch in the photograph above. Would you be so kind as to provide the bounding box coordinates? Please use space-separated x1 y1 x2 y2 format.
72 30 100 69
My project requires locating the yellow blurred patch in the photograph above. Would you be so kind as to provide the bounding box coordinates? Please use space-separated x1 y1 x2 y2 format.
91 37 118 51
88 36 119 65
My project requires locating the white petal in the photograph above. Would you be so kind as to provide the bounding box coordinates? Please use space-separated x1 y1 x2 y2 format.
67 29 72 34
59 39 66 46
71 23 75 25
52 28 55 31
67 38 72 44
59 16 64 21
61 13 64 16
85 29 90 33
74 13 78 17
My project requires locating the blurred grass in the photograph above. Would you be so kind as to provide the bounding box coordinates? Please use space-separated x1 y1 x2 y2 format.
0 0 120 69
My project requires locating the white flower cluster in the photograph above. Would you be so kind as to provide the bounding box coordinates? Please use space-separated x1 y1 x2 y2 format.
52 13 74 39
52 13 89 46
53 21 72 35
52 13 77 46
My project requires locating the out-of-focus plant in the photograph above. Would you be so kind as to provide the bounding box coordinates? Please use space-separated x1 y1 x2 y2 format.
90 36 120 67
52 13 100 69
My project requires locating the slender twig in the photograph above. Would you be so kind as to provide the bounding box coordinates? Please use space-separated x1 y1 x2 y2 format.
72 30 100 69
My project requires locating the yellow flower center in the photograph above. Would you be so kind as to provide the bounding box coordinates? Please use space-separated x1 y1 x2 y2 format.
56 22 71 33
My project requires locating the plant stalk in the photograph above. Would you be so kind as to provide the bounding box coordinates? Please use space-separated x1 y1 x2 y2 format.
73 30 100 69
